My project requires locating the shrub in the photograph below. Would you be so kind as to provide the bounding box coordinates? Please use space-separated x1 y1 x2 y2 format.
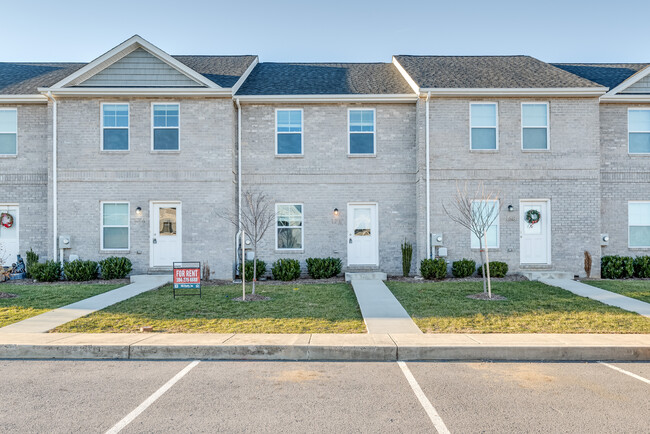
272 258 301 281
452 258 476 278
306 257 342 279
601 255 634 279
401 241 413 277
239 259 266 280
99 256 132 280
420 258 447 280
63 259 98 281
25 248 39 278
477 261 508 278
30 260 61 282
634 256 650 278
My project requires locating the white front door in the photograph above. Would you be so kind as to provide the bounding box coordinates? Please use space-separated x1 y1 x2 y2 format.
520 200 551 264
347 203 378 266
0 204 19 267
151 202 182 267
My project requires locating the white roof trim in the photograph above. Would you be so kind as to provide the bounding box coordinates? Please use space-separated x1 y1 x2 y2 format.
0 95 48 103
38 87 232 97
600 94 650 103
49 35 221 89
391 57 420 94
603 64 650 97
419 87 606 96
231 57 259 95
235 94 418 103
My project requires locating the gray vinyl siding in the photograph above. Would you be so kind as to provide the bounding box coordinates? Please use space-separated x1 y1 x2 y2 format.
621 75 650 93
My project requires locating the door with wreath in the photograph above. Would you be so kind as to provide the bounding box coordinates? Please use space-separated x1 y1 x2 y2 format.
0 205 18 267
520 200 550 264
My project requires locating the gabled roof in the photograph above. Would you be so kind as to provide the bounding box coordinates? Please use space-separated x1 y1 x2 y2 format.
0 62 84 95
552 63 649 89
235 62 414 95
393 55 603 90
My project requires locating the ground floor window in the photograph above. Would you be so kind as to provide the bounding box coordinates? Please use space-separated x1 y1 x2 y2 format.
629 201 650 248
101 202 129 250
470 200 499 248
276 203 303 250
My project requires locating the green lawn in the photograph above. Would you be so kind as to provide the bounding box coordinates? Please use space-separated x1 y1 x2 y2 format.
386 280 650 333
54 283 366 333
583 280 650 304
0 283 123 328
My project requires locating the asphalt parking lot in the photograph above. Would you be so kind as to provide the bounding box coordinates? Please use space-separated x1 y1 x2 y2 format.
1 360 648 433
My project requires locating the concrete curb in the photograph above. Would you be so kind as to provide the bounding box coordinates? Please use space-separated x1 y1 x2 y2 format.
1 333 649 361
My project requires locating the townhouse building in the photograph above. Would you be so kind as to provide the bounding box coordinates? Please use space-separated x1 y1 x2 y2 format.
0 36 648 279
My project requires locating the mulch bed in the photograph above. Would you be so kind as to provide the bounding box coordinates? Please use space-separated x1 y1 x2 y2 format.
466 293 508 301
388 274 528 283
232 294 271 302
0 278 130 286
203 276 346 286
0 292 19 299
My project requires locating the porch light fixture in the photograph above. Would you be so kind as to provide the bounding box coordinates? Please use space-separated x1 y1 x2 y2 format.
135 207 142 217
507 205 514 212
333 208 339 217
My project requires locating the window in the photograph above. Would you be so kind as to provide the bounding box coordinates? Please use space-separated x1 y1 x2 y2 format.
276 204 303 250
470 103 498 150
470 200 500 248
276 109 303 155
522 103 549 150
628 109 650 154
0 108 17 155
152 103 179 150
101 202 129 250
629 202 650 248
102 104 129 151
349 109 375 154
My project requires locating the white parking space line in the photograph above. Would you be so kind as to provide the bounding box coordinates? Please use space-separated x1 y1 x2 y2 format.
599 362 650 385
397 361 451 434
106 360 200 434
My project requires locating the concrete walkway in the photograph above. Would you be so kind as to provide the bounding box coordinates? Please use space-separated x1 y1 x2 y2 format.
0 275 172 334
540 279 650 318
350 280 422 334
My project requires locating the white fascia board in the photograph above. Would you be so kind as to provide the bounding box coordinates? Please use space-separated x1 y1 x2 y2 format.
231 57 259 95
604 64 650 97
0 95 48 103
600 94 650 103
235 94 418 103
420 87 607 97
50 35 221 89
391 57 420 94
38 87 232 97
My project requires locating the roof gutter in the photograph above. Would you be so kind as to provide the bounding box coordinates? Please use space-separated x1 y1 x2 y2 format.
44 91 58 262
235 94 418 103
38 87 233 97
425 91 431 260
419 87 606 97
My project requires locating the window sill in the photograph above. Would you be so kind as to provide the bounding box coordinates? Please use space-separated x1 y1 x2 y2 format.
275 154 304 159
275 249 305 254
470 248 500 251
100 250 130 254
469 149 498 153
151 150 180 154
100 150 130 154
628 247 650 250
0 154 18 159
347 153 376 158
628 153 650 157
521 149 550 153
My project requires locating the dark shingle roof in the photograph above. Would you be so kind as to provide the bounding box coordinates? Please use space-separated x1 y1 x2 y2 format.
394 55 603 89
551 63 649 90
0 56 257 94
235 62 414 95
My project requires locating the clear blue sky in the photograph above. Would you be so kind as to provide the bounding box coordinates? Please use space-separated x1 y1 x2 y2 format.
2 0 649 63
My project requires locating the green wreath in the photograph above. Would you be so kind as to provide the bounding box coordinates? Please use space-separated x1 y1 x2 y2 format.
0 213 13 229
525 209 540 225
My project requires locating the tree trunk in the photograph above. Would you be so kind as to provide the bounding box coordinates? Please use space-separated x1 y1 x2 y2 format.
478 236 487 294
484 231 492 298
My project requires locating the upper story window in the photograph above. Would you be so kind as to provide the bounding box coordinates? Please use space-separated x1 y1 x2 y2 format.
276 203 303 250
470 103 498 150
101 202 130 250
349 109 375 154
276 109 303 155
629 201 650 248
522 103 549 150
152 103 180 151
102 104 129 151
470 200 500 248
628 109 650 154
0 108 17 155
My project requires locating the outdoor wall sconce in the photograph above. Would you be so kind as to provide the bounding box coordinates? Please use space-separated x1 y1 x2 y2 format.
507 205 514 212
333 208 339 217
135 207 142 217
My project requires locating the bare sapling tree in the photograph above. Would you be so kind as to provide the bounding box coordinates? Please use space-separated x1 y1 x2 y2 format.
443 182 502 298
217 190 275 296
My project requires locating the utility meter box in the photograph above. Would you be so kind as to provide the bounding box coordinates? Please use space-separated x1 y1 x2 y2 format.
431 233 443 246
59 235 72 249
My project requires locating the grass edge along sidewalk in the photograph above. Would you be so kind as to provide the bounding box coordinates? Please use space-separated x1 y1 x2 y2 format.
386 280 650 334
582 280 650 304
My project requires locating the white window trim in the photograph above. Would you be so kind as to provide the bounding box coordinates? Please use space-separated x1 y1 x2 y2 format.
0 107 17 157
275 203 304 251
275 108 304 156
628 108 650 155
521 102 550 151
470 199 500 249
100 201 130 251
347 108 376 156
628 200 650 248
100 102 130 152
151 102 181 152
469 102 499 151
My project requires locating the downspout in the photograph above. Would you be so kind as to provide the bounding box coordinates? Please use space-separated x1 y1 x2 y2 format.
45 91 58 262
425 91 431 259
234 98 242 280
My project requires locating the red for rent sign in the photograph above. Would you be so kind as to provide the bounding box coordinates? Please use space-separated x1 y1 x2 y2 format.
173 263 201 290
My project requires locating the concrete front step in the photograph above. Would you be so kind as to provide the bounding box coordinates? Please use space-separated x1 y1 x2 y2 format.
523 271 575 281
345 272 387 282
